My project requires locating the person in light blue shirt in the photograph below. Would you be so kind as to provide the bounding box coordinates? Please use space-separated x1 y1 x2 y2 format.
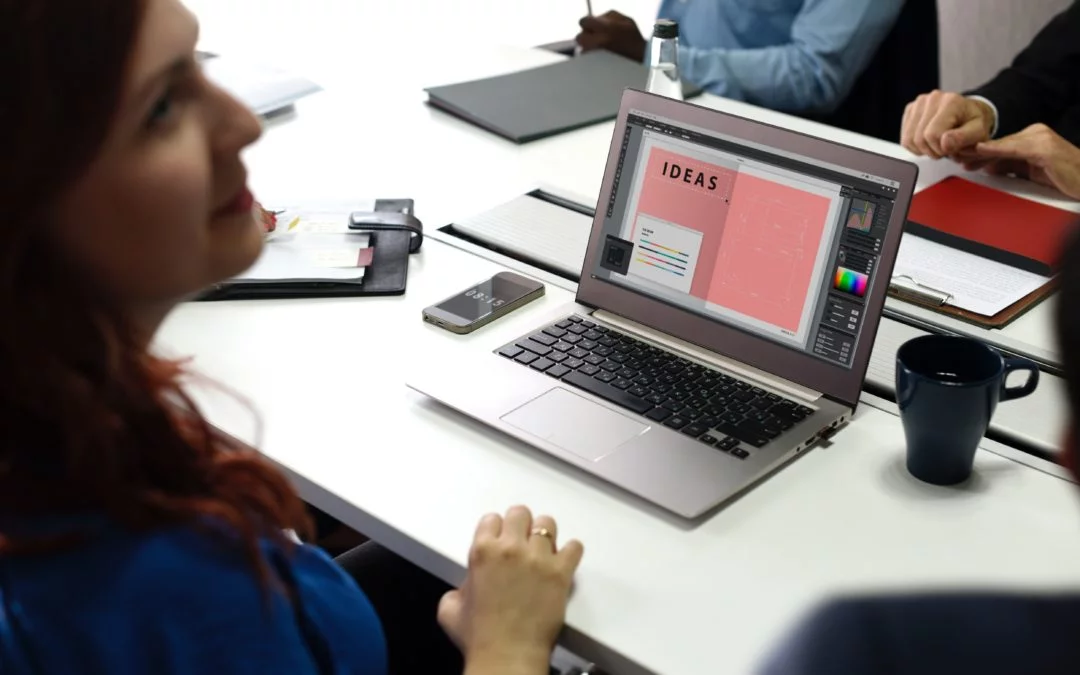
576 0 904 115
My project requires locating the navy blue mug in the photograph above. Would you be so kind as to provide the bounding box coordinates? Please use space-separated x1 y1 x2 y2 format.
896 335 1040 485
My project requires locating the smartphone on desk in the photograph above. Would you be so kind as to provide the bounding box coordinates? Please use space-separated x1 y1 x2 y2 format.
423 271 544 334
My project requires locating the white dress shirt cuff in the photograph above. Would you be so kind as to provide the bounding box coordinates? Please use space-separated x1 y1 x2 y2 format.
967 95 1000 138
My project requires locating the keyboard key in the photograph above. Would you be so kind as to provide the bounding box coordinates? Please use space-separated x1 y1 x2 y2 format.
751 387 766 396
595 371 616 383
699 434 719 446
751 398 773 410
583 330 603 341
581 320 596 328
555 320 572 329
580 339 598 350
499 345 523 359
610 353 629 364
579 364 600 376
564 358 585 370
518 339 553 357
548 352 568 363
514 352 539 365
612 378 633 390
594 325 608 333
761 425 782 439
569 347 589 360
635 376 654 387
663 416 689 430
598 337 618 348
663 399 684 412
552 341 573 353
645 407 672 422
584 354 605 366
645 393 668 405
628 386 649 398
567 315 583 323
561 371 651 414
530 333 558 346
729 402 750 414
682 409 702 421
543 326 567 339
719 437 740 451
766 393 781 402
711 421 769 448
568 324 589 335
594 345 613 357
530 358 554 372
563 334 583 345
731 448 750 459
547 364 571 378
682 423 708 437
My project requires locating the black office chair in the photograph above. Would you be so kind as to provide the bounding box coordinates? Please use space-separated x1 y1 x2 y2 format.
814 0 940 142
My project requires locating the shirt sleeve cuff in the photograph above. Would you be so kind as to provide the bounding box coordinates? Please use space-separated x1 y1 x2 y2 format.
967 95 1000 138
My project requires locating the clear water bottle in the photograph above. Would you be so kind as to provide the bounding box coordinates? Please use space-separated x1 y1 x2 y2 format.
646 19 683 100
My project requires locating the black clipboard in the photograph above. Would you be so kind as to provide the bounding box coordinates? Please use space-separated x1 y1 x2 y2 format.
198 199 422 301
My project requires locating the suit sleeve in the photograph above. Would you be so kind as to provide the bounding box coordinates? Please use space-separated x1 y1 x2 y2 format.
970 2 1080 137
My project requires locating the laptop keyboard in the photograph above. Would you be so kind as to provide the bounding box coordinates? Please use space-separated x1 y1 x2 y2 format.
497 315 816 459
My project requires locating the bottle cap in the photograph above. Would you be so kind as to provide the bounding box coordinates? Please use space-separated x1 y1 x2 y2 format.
653 19 679 39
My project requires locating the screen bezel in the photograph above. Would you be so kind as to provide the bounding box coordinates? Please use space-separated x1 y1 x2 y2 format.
427 272 543 327
577 90 919 407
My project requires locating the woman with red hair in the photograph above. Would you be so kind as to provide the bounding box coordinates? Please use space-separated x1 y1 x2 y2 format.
0 1 583 674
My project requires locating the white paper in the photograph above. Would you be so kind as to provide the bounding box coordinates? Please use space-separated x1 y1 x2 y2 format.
453 195 592 275
892 235 1050 316
237 233 370 281
201 55 321 115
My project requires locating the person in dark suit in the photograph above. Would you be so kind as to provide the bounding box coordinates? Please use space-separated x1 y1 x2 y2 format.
900 1 1080 199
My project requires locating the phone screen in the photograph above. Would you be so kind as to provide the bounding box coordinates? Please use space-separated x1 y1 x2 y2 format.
435 275 539 325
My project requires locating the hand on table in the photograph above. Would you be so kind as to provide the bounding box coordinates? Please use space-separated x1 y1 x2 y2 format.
900 90 995 159
439 506 584 675
576 10 647 62
958 124 1080 200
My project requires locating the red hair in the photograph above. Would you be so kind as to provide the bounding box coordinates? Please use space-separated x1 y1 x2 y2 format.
0 1 311 575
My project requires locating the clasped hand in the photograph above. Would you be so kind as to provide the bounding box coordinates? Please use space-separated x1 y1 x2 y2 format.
901 90 1080 199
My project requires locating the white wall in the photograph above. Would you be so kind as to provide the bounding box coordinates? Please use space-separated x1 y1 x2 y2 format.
938 0 1073 91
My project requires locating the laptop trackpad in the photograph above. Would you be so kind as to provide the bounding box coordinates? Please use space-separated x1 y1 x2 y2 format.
501 387 648 462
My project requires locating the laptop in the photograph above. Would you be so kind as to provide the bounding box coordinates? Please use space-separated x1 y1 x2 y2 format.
410 90 918 518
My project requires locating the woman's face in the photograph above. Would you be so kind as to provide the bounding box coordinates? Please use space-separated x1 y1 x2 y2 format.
52 0 263 323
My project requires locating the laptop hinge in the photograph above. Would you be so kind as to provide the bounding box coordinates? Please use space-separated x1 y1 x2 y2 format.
591 309 823 404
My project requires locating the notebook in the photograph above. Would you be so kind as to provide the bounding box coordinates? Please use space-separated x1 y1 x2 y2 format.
424 50 700 143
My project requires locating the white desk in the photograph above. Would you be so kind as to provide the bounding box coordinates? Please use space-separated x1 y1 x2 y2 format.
164 2 1080 672
161 236 1080 675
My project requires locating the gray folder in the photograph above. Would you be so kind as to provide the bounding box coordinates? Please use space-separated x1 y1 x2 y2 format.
425 50 699 144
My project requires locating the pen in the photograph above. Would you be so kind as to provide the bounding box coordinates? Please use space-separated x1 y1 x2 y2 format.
586 0 593 15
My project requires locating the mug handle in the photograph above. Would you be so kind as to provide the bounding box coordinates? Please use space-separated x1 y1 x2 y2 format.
1000 357 1040 402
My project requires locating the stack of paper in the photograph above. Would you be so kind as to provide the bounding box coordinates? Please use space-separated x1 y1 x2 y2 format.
892 235 1050 317
237 211 370 282
200 53 321 115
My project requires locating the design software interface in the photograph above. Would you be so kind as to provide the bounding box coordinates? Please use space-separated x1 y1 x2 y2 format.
592 110 900 368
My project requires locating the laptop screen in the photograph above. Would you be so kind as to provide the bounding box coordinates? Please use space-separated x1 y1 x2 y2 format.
588 109 902 370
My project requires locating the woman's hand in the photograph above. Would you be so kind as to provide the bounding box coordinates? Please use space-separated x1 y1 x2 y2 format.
439 506 585 675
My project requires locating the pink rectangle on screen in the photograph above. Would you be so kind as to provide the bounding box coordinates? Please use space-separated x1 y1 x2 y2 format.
706 171 832 333
633 147 737 298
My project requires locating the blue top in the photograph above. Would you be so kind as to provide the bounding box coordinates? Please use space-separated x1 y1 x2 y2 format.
655 0 904 113
0 521 387 675
762 594 1080 674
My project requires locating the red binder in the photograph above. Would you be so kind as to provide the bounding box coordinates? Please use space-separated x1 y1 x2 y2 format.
906 177 1076 272
896 177 1078 326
